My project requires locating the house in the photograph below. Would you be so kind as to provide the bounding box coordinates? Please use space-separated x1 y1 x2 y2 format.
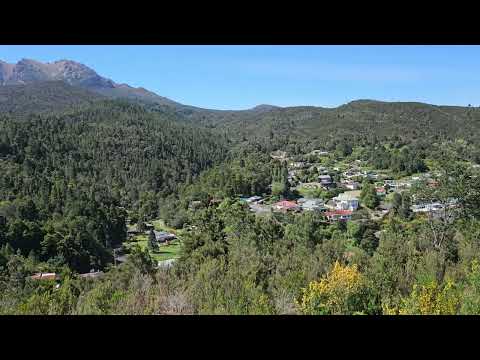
272 200 299 212
343 170 363 179
240 196 263 204
318 175 333 187
309 150 329 156
300 199 326 212
323 210 353 221
376 187 387 196
384 179 396 187
411 202 444 213
334 191 360 211
246 196 263 204
152 230 177 243
30 272 59 281
344 180 360 190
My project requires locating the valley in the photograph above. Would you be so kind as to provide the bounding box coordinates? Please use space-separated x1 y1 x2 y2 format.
1 57 480 315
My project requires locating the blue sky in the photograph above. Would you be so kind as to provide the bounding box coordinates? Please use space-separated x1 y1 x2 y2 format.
1 45 480 109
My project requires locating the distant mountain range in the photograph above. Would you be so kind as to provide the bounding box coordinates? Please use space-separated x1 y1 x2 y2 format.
2 57 480 151
0 58 181 107
0 58 285 116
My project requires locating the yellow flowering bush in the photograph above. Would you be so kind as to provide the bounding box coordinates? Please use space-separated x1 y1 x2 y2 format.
397 280 459 315
297 261 367 315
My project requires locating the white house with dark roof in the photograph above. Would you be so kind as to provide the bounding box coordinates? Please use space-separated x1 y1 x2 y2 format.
334 191 360 211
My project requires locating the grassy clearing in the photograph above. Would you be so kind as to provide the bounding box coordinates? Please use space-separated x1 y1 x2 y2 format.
125 236 182 262
297 186 327 199
124 218 184 262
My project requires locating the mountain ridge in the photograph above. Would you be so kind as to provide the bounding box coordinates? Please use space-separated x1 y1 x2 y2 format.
0 58 180 107
2 58 478 113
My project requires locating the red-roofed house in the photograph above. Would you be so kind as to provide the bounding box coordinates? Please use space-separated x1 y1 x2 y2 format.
272 200 299 213
323 209 353 221
376 187 386 196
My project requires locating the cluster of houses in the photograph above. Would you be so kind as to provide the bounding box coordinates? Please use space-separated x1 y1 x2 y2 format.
269 192 360 221
245 188 363 222
247 151 450 223
410 198 459 214
343 168 379 180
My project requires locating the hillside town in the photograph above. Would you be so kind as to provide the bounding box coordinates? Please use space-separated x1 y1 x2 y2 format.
237 149 456 223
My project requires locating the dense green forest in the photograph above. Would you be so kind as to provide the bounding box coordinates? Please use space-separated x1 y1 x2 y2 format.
0 100 228 273
2 85 480 314
0 81 104 115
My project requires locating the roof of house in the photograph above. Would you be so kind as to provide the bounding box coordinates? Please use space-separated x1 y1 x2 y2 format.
302 200 325 209
324 210 353 216
153 230 176 239
30 272 57 281
273 200 298 209
301 198 324 205
335 191 361 201
344 180 360 184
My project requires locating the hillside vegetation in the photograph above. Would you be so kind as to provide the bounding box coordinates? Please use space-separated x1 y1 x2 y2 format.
2 76 480 315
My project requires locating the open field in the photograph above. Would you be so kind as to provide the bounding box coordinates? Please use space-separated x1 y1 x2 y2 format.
125 236 183 262
125 219 183 261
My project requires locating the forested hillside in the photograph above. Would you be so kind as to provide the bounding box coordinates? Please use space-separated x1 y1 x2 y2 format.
0 100 228 273
3 74 480 314
193 100 480 159
0 81 104 115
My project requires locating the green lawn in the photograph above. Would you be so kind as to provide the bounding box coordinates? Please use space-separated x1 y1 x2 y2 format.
125 236 183 262
297 186 327 199
125 218 184 262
